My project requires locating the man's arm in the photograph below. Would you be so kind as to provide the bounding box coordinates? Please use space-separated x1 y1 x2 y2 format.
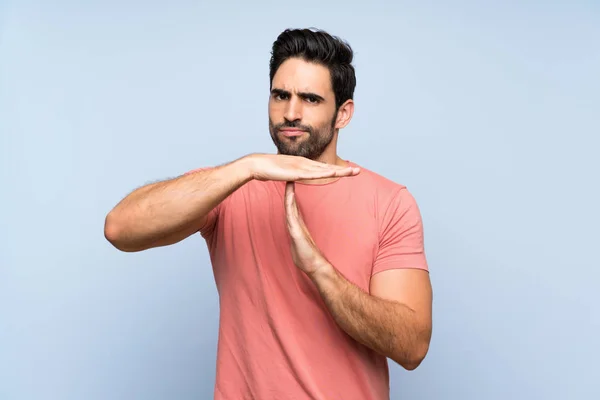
104 154 358 252
284 183 432 370
309 266 432 370
104 155 253 252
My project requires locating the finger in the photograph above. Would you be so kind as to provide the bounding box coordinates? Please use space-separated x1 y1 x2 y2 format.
284 182 302 235
304 164 332 172
285 182 297 221
297 170 338 180
288 184 307 227
298 167 360 179
332 166 361 176
306 161 361 175
316 163 350 170
303 160 348 170
285 181 294 203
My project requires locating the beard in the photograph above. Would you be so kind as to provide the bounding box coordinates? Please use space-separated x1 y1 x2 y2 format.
269 111 337 160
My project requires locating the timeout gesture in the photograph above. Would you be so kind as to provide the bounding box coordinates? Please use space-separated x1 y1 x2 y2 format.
284 181 328 276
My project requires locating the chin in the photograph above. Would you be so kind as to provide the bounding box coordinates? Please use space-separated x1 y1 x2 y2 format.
279 147 302 157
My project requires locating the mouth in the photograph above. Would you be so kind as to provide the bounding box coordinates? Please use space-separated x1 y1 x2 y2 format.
279 129 307 138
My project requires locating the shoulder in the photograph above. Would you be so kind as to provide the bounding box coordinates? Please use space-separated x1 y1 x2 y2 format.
350 161 407 199
349 161 420 223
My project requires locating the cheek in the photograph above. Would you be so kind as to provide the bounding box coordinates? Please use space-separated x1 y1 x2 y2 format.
269 98 286 110
269 102 284 119
313 110 335 129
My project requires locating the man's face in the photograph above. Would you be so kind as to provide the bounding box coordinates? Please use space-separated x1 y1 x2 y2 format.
268 58 338 160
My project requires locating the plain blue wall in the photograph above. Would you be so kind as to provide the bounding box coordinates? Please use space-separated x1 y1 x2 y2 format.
1 1 599 399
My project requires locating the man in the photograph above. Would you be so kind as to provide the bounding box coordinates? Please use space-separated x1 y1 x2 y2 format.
105 28 432 400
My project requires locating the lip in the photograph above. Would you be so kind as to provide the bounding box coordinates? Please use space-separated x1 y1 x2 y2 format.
279 129 307 137
279 128 306 137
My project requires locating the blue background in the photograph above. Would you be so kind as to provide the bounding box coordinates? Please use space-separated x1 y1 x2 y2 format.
1 1 599 399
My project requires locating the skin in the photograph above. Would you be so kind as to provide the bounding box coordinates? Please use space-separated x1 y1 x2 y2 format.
105 56 432 371
268 57 354 183
285 181 432 370
272 58 432 370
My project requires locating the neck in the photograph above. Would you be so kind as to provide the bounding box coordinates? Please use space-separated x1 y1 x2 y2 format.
314 152 347 168
313 132 348 167
299 137 350 185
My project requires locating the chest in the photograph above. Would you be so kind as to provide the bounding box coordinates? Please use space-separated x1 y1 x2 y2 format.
214 182 379 292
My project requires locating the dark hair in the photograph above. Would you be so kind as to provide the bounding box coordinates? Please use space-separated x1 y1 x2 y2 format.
269 28 356 110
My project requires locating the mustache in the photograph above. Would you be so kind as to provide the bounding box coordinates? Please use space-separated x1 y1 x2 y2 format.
272 120 313 132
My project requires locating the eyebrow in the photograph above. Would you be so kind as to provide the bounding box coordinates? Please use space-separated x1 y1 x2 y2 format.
271 88 326 102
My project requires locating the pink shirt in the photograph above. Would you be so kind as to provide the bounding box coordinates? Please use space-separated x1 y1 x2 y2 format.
190 161 428 400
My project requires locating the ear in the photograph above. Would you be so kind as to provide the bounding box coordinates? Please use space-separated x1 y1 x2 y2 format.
334 99 354 130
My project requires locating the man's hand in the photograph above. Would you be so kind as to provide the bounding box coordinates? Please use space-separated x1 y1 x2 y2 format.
248 153 360 182
284 181 328 275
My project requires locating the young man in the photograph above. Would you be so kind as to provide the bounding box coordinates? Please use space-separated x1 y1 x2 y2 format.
105 28 432 400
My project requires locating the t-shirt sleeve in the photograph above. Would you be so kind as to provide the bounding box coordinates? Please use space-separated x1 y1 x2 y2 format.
372 187 428 275
183 167 220 239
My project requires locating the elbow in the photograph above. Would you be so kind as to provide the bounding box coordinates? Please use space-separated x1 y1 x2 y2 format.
400 358 424 372
104 212 118 242
394 341 430 371
104 212 133 252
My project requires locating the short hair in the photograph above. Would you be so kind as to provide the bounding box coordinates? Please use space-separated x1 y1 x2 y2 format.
269 28 356 110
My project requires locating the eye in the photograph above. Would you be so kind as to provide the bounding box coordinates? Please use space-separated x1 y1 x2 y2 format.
305 96 319 103
274 92 289 101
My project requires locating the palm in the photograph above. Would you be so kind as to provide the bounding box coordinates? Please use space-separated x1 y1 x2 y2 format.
284 182 326 275
250 154 359 182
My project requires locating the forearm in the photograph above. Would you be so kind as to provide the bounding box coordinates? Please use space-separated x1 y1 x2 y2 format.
310 264 429 370
104 155 253 250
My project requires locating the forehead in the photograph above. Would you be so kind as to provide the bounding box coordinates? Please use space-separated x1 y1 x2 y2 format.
272 58 332 95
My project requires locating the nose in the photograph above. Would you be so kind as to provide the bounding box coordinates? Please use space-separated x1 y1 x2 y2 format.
283 96 302 122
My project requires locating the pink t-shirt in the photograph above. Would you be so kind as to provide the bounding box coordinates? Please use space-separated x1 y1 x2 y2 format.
190 161 428 400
